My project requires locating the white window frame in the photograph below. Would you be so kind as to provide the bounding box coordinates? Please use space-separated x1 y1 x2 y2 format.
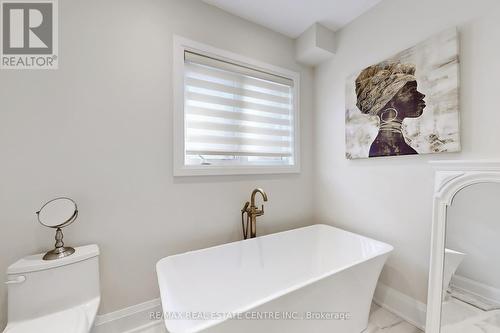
173 35 301 176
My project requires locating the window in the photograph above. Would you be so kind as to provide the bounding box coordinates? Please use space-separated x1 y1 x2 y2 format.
173 37 300 176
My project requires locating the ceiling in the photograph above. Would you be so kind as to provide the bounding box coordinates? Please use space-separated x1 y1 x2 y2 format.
201 0 382 38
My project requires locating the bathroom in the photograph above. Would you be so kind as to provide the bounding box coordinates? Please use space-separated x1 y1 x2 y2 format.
1 0 500 332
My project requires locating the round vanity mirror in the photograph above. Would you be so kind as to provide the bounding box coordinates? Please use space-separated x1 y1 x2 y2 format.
37 197 78 228
36 197 78 260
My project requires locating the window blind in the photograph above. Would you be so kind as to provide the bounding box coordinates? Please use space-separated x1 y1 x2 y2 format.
183 51 295 166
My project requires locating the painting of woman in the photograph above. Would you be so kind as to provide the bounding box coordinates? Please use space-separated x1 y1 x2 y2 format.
355 63 426 157
345 28 460 159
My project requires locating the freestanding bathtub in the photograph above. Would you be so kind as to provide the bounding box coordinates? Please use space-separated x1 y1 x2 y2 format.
156 224 393 333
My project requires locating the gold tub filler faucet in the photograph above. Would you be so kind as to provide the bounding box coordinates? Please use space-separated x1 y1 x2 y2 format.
241 188 268 239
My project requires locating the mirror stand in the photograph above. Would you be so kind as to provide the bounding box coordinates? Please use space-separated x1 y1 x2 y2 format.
36 197 79 261
43 227 75 260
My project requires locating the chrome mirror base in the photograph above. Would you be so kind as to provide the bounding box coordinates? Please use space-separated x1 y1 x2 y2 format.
43 246 75 260
43 227 75 261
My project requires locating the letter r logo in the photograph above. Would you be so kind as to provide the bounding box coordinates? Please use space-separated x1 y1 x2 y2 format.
2 1 53 54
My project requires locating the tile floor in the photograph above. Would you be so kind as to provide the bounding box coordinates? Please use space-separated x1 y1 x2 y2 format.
365 304 422 333
136 303 422 333
440 297 500 333
441 297 483 327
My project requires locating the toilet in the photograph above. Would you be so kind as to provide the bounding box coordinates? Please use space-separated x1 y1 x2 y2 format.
3 244 100 333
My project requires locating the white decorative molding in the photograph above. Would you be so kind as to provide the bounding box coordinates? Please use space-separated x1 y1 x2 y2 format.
434 171 465 195
430 160 500 171
373 282 427 331
426 160 500 333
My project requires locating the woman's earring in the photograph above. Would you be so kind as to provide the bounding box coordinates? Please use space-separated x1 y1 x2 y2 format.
380 108 398 122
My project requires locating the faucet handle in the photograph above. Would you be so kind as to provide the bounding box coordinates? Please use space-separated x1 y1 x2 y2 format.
5 275 26 285
241 201 250 213
253 205 265 217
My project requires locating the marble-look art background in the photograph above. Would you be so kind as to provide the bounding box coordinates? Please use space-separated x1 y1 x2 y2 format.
345 28 461 159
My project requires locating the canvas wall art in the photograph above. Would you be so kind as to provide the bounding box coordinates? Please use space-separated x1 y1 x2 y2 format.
345 28 460 159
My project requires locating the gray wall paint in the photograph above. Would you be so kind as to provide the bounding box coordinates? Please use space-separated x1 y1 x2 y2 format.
314 0 500 303
0 0 314 328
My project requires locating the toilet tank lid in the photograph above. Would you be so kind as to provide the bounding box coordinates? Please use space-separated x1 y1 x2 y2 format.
7 244 99 275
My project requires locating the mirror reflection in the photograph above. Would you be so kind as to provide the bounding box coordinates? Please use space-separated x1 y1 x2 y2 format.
441 183 500 332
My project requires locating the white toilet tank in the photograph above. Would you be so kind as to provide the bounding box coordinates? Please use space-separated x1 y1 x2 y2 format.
6 244 100 324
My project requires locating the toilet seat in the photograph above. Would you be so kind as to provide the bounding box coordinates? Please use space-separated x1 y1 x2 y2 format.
3 298 99 333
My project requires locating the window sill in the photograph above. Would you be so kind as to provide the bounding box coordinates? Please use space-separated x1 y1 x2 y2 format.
173 164 300 177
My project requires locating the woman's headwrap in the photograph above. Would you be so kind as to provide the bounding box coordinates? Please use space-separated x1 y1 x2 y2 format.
355 62 416 116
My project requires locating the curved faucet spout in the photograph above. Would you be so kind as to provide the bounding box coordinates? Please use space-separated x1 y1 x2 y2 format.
251 188 268 206
241 188 269 239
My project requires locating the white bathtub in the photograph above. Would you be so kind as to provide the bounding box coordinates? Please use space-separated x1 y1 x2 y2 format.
156 224 393 333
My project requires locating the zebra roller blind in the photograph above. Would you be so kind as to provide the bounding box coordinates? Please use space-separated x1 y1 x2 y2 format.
183 51 295 166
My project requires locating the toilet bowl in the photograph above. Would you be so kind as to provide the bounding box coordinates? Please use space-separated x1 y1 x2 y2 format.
3 244 100 333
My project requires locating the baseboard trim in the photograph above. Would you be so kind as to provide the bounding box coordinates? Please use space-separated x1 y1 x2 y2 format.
452 274 500 304
92 298 162 333
373 282 427 331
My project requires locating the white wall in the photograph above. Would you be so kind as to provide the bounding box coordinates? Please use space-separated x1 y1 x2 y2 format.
314 0 500 304
0 0 314 328
447 183 500 290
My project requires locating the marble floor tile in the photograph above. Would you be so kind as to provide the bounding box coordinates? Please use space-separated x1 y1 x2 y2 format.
441 297 483 327
364 319 422 333
363 303 422 333
441 310 500 333
368 303 405 328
